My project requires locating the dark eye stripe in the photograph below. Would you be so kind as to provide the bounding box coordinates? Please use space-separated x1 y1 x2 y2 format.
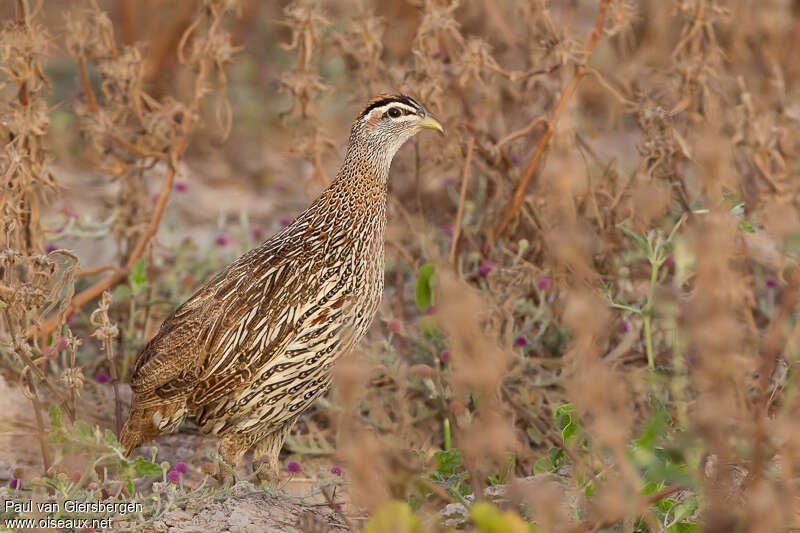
361 95 422 118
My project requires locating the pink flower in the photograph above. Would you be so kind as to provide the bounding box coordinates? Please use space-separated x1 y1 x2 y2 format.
175 462 188 474
287 461 301 473
439 350 451 364
56 337 68 351
330 465 342 476
513 336 528 347
166 469 180 483
215 234 229 246
536 277 551 290
620 321 630 333
96 372 110 384
478 260 495 278
387 319 402 334
280 218 291 227
60 206 78 219
45 243 57 254
766 277 778 288
664 255 675 267
174 181 188 192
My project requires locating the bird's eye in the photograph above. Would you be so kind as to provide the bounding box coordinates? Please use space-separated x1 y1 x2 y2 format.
386 107 401 118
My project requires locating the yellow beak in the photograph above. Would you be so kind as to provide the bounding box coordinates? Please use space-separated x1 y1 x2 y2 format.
419 114 445 135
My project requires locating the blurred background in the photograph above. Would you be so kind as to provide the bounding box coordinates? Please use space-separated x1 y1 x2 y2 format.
2 0 800 531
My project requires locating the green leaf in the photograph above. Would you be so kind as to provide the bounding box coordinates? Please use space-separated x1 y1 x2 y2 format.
669 522 699 533
104 429 118 447
620 226 649 255
129 257 148 293
415 263 436 312
669 496 698 523
73 420 94 442
433 448 462 478
526 425 544 446
738 220 756 233
636 400 672 451
131 457 163 478
49 404 62 428
533 447 565 474
553 404 580 444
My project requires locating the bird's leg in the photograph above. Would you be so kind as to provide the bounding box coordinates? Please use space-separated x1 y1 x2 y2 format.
252 424 293 484
215 433 250 483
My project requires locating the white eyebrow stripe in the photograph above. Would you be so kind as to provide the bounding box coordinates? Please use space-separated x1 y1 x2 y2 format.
369 102 420 116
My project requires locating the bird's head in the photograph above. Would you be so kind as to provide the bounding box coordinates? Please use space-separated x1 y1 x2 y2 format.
348 94 444 174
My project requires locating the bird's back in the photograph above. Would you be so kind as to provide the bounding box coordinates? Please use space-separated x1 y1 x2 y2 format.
124 170 386 445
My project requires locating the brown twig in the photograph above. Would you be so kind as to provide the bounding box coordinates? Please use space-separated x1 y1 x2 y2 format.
449 136 475 266
25 377 52 475
110 135 167 160
494 0 610 241
78 57 98 114
31 6 227 342
78 264 127 277
494 117 547 151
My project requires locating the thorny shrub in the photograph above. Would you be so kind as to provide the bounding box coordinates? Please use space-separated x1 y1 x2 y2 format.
1 0 800 531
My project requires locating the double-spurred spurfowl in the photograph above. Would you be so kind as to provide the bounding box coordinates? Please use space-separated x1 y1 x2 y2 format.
120 94 443 481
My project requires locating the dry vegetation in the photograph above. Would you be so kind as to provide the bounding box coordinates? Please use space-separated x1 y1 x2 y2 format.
1 0 800 531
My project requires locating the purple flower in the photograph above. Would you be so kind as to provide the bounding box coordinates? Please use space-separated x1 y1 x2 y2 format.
513 336 528 347
439 350 451 364
215 234 229 247
664 255 675 267
66 314 75 325
96 372 110 384
280 218 291 227
478 260 495 278
45 243 58 254
335 503 343 511
60 206 79 219
9 478 20 490
536 277 551 290
511 155 520 166
620 321 630 333
330 465 342 476
53 226 64 234
166 469 180 484
252 228 264 241
387 319 402 334
766 277 778 288
175 462 188 474
287 461 301 474
174 181 188 192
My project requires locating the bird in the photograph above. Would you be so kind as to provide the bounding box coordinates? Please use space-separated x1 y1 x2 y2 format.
119 94 444 481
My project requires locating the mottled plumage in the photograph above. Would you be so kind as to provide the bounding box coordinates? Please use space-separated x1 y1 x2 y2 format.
120 94 443 479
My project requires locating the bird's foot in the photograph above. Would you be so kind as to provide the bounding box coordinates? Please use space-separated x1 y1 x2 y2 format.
252 459 280 487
